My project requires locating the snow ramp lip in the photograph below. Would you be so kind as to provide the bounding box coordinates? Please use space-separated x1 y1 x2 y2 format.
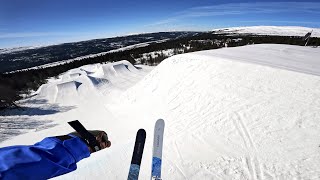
80 68 95 75
56 81 82 91
86 75 110 86
69 73 82 78
113 60 139 72
113 63 131 72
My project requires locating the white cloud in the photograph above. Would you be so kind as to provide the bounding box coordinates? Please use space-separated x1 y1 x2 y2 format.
238 20 319 25
148 2 320 26
0 32 78 39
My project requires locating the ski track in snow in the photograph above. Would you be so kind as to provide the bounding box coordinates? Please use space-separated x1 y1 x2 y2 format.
1 44 320 179
232 112 263 180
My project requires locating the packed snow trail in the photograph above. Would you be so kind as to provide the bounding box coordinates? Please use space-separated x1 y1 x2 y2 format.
0 45 320 179
197 44 320 76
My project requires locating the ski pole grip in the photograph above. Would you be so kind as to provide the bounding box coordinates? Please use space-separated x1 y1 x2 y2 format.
68 120 101 152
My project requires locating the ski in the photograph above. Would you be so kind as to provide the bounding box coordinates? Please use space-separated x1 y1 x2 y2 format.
151 119 165 180
128 129 146 180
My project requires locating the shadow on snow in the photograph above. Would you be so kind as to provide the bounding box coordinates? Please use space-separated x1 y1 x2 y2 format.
0 98 75 143
0 99 75 116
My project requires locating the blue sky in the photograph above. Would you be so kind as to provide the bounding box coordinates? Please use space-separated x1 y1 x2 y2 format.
0 0 320 48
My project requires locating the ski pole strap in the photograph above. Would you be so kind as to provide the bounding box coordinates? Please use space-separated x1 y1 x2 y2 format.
68 120 101 152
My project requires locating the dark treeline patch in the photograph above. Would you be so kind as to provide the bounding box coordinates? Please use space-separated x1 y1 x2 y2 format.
1 32 319 110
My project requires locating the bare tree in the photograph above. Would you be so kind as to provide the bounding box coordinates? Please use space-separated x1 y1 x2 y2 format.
0 84 21 110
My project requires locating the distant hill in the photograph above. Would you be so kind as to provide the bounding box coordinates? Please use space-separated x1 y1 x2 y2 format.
0 32 198 73
212 26 320 37
2 26 319 73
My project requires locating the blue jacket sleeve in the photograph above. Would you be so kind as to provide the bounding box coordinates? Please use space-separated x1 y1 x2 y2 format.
0 136 90 180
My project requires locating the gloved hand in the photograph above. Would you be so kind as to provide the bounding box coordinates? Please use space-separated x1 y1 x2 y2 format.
70 130 111 153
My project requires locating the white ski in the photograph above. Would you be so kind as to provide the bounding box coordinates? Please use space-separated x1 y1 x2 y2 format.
151 119 165 180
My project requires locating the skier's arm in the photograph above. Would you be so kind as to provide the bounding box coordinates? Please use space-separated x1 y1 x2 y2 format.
0 135 90 180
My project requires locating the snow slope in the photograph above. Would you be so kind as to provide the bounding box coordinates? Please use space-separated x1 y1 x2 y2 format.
213 26 320 37
1 44 320 179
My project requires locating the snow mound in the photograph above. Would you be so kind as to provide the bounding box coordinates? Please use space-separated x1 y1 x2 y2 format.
94 60 139 78
213 26 320 37
37 60 150 105
55 81 82 104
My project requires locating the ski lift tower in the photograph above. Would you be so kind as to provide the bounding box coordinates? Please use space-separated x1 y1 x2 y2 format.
303 30 313 46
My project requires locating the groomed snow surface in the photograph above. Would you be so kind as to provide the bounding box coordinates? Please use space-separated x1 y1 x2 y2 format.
1 44 320 179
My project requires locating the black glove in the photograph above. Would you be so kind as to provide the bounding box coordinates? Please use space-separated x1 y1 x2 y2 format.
69 130 111 153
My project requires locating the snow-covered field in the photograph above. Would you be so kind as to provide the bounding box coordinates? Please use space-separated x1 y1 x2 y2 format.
1 44 320 179
0 46 44 55
213 26 320 37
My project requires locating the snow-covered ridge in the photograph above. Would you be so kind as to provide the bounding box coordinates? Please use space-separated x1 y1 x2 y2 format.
213 26 320 37
0 46 44 55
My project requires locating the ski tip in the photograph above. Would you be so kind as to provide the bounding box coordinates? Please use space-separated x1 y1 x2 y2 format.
156 119 165 126
137 129 146 136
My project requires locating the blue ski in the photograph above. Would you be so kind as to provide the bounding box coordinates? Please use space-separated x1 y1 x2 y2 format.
128 129 146 180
